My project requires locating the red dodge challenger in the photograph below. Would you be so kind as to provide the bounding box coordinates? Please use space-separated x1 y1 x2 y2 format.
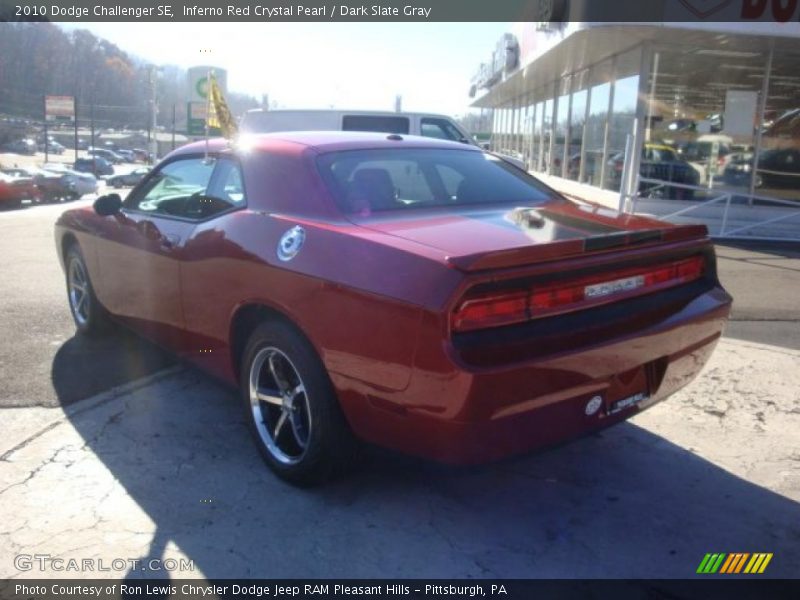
55 132 732 484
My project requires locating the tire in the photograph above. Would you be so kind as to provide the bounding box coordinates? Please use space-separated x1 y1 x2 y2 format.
240 320 358 485
65 245 109 335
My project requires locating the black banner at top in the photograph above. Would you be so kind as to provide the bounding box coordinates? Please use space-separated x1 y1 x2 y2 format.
2 0 800 22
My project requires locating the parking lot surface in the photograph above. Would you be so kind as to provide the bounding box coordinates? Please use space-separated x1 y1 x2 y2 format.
0 194 798 579
1 337 798 579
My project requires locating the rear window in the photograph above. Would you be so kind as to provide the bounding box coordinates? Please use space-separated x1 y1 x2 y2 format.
317 148 553 214
341 115 409 134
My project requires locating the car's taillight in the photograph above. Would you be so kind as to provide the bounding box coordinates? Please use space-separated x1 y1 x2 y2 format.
451 291 529 332
452 255 705 333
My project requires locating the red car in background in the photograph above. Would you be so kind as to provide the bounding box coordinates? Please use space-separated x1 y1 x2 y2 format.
0 171 41 208
55 132 732 484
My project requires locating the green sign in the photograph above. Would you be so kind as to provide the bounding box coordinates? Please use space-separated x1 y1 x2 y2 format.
187 101 220 137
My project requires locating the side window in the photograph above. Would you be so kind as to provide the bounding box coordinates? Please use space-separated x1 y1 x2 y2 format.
342 115 410 134
127 157 215 217
126 157 246 220
421 118 467 142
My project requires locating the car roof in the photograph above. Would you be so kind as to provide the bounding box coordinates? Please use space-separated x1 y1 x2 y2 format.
243 108 455 119
170 131 480 159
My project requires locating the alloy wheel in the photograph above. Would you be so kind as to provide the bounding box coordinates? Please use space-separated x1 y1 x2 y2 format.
248 347 312 465
68 258 90 326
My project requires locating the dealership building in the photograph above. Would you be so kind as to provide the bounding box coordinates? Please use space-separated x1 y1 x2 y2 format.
472 21 800 211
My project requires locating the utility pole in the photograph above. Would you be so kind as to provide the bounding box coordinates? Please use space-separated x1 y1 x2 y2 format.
74 97 79 163
89 101 94 148
43 96 49 163
171 103 176 151
149 65 158 163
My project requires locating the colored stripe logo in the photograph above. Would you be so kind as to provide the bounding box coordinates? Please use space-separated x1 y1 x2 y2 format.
696 553 773 574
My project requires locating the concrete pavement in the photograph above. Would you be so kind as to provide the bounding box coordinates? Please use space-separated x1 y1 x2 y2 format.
1 337 799 579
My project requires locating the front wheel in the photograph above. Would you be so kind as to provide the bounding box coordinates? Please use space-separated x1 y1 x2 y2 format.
240 320 358 485
65 245 109 335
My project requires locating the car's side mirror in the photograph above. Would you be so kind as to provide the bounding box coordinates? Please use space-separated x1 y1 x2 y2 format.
94 193 122 216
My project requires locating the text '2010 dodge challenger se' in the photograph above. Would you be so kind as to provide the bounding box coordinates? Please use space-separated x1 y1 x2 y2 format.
56 132 732 484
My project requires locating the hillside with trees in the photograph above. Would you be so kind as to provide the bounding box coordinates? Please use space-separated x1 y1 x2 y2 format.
0 22 258 131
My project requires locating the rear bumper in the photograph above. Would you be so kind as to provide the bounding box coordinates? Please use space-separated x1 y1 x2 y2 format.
337 286 732 464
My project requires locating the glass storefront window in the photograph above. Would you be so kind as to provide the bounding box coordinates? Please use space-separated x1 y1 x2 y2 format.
584 81 610 186
532 101 543 171
553 85 571 176
567 88 587 181
522 97 533 168
605 74 640 191
758 49 800 204
541 97 553 173
644 45 763 200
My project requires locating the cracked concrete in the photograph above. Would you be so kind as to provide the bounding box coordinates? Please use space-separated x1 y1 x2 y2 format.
1 338 799 579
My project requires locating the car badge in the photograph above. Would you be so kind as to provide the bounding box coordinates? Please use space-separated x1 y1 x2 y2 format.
585 395 603 416
277 226 305 262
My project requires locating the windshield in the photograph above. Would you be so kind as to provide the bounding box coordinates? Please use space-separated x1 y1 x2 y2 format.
317 148 553 215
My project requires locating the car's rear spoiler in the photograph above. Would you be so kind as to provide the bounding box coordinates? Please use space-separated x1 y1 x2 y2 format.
446 224 709 272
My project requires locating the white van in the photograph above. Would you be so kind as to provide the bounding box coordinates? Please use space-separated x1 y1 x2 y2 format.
239 109 526 170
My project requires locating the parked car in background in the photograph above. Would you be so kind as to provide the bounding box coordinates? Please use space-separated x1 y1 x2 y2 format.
132 148 154 163
38 138 66 154
107 167 150 188
2 138 37 155
87 147 124 164
724 148 800 189
74 157 114 177
116 149 135 162
55 132 731 484
608 143 699 199
0 171 41 208
19 167 78 202
43 163 99 197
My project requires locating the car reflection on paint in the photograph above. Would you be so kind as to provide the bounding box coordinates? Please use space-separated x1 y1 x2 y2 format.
55 132 732 485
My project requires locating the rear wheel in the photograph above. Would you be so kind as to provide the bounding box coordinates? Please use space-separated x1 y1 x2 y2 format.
240 320 358 485
65 245 109 335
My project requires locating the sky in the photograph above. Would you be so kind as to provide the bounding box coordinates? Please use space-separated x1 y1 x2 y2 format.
60 22 510 117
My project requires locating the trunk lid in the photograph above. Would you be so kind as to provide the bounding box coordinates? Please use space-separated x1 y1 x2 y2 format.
351 200 708 271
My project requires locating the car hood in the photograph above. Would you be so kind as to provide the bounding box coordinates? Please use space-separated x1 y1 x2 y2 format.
349 200 701 270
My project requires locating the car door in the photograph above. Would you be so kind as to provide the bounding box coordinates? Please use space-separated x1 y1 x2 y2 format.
95 155 217 349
